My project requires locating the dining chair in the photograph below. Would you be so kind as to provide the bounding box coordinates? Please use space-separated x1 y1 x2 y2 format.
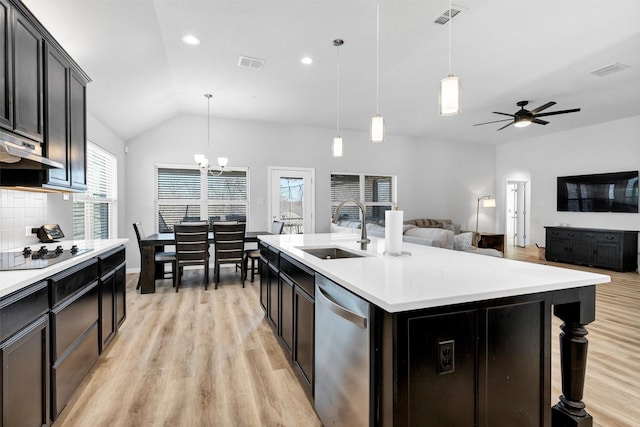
133 222 176 289
244 220 285 282
174 223 210 292
212 222 247 289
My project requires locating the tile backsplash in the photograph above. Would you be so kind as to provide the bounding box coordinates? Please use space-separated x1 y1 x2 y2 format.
0 189 48 250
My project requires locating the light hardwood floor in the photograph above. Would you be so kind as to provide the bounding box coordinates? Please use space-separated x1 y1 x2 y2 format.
54 247 639 427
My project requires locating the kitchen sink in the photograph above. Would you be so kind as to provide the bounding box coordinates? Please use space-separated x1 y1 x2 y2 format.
298 246 365 260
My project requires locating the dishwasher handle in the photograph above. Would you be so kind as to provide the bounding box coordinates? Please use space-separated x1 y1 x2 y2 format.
316 285 367 329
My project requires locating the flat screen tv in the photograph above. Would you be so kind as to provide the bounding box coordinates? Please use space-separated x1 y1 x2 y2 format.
557 171 639 213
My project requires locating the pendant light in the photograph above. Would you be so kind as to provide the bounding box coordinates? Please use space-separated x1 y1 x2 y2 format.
194 93 227 176
370 0 384 143
439 0 461 116
332 39 344 157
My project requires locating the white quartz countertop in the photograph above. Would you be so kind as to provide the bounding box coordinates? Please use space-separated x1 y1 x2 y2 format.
0 239 128 298
259 233 610 313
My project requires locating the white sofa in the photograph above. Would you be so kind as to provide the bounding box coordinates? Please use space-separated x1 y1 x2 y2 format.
331 221 503 257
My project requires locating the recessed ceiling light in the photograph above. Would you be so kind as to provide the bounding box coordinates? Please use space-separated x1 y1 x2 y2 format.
301 56 313 65
181 34 200 46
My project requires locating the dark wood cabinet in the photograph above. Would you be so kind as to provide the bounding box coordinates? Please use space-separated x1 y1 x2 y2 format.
0 0 11 129
11 8 42 142
49 259 100 421
545 227 638 272
68 71 86 189
279 274 294 354
293 284 314 391
0 281 50 427
98 247 126 352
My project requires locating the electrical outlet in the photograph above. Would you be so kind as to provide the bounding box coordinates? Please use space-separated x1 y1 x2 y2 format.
437 340 455 375
25 226 35 237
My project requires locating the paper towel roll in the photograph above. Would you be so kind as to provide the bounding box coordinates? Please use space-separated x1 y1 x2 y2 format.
385 210 403 255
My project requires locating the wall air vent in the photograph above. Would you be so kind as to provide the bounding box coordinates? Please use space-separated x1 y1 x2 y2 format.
434 6 461 25
238 56 265 69
589 62 630 77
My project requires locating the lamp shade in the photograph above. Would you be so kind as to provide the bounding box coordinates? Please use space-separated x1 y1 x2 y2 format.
217 157 228 168
371 114 385 143
439 75 461 116
482 198 496 208
332 136 343 157
514 119 532 128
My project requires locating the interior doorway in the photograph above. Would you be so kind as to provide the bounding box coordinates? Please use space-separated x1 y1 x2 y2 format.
506 181 527 247
268 167 315 234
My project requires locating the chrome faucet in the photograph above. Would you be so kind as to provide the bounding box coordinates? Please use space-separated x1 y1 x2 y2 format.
332 199 370 250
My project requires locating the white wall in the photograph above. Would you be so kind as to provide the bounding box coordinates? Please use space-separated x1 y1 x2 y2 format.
45 114 127 238
496 115 640 246
124 114 496 269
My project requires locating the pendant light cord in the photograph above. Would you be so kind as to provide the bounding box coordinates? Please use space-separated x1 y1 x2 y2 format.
207 95 211 151
376 0 380 113
336 43 340 135
448 0 452 74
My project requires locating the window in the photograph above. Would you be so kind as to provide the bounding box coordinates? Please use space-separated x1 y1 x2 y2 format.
330 173 396 224
73 142 118 239
156 165 249 232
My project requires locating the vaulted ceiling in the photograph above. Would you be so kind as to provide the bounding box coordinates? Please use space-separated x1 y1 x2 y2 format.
23 0 640 145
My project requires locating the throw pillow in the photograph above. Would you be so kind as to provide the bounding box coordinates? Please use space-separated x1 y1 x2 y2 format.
443 222 462 235
453 232 473 251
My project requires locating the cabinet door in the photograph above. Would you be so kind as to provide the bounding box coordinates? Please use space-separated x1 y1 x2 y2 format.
0 314 49 427
100 271 116 352
294 287 314 390
44 44 70 187
594 241 621 270
279 274 294 355
69 71 86 189
0 0 11 129
544 236 567 261
12 11 43 142
115 264 126 328
267 265 279 330
259 258 268 312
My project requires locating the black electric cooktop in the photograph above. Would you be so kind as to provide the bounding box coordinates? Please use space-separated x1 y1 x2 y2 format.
0 245 92 271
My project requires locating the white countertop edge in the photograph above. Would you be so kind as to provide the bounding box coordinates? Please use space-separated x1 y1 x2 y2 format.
0 239 128 299
259 233 610 313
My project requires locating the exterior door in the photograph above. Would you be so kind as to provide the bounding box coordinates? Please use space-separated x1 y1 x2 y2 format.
269 167 315 234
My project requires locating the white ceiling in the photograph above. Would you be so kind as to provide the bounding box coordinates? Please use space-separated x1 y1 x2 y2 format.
23 0 640 145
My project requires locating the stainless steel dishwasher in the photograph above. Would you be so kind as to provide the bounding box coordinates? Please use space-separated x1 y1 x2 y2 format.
315 274 371 426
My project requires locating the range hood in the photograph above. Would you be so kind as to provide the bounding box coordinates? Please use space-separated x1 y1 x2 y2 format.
0 137 63 170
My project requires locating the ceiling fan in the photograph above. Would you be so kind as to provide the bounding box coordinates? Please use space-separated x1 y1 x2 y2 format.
474 101 581 131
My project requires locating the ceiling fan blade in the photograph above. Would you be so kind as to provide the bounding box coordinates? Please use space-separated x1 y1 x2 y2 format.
497 122 514 131
535 108 581 118
492 112 516 117
529 102 556 114
532 119 549 125
473 118 513 126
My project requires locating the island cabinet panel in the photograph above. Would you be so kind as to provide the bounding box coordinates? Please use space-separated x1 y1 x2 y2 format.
545 227 638 272
0 281 50 427
98 247 126 352
405 310 477 426
279 273 294 354
379 295 551 426
294 284 314 391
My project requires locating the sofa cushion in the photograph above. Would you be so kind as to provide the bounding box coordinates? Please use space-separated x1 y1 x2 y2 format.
365 223 386 238
403 227 454 249
453 232 473 251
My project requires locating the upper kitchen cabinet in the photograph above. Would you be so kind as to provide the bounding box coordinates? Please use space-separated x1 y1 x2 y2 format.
44 44 87 190
0 0 90 192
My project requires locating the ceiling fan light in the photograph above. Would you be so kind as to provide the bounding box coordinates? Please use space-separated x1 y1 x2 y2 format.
514 119 532 128
371 114 385 143
439 75 461 116
332 136 343 157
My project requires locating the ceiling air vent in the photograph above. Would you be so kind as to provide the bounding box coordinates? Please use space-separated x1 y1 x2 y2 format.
589 62 630 77
434 6 461 25
238 56 265 70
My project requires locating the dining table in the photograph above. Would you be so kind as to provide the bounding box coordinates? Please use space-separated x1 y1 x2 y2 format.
138 231 269 293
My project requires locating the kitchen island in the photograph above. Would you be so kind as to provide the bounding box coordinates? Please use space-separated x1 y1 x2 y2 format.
258 232 610 427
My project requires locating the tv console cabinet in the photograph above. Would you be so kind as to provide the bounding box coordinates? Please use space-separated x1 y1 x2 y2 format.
545 227 638 272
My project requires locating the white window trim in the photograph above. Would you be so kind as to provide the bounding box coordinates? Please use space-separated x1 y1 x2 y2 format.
330 172 397 221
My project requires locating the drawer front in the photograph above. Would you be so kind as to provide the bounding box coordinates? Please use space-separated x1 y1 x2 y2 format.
547 228 580 240
280 254 314 297
50 282 99 360
268 246 280 267
50 258 99 306
51 322 100 420
98 246 125 276
0 281 49 342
